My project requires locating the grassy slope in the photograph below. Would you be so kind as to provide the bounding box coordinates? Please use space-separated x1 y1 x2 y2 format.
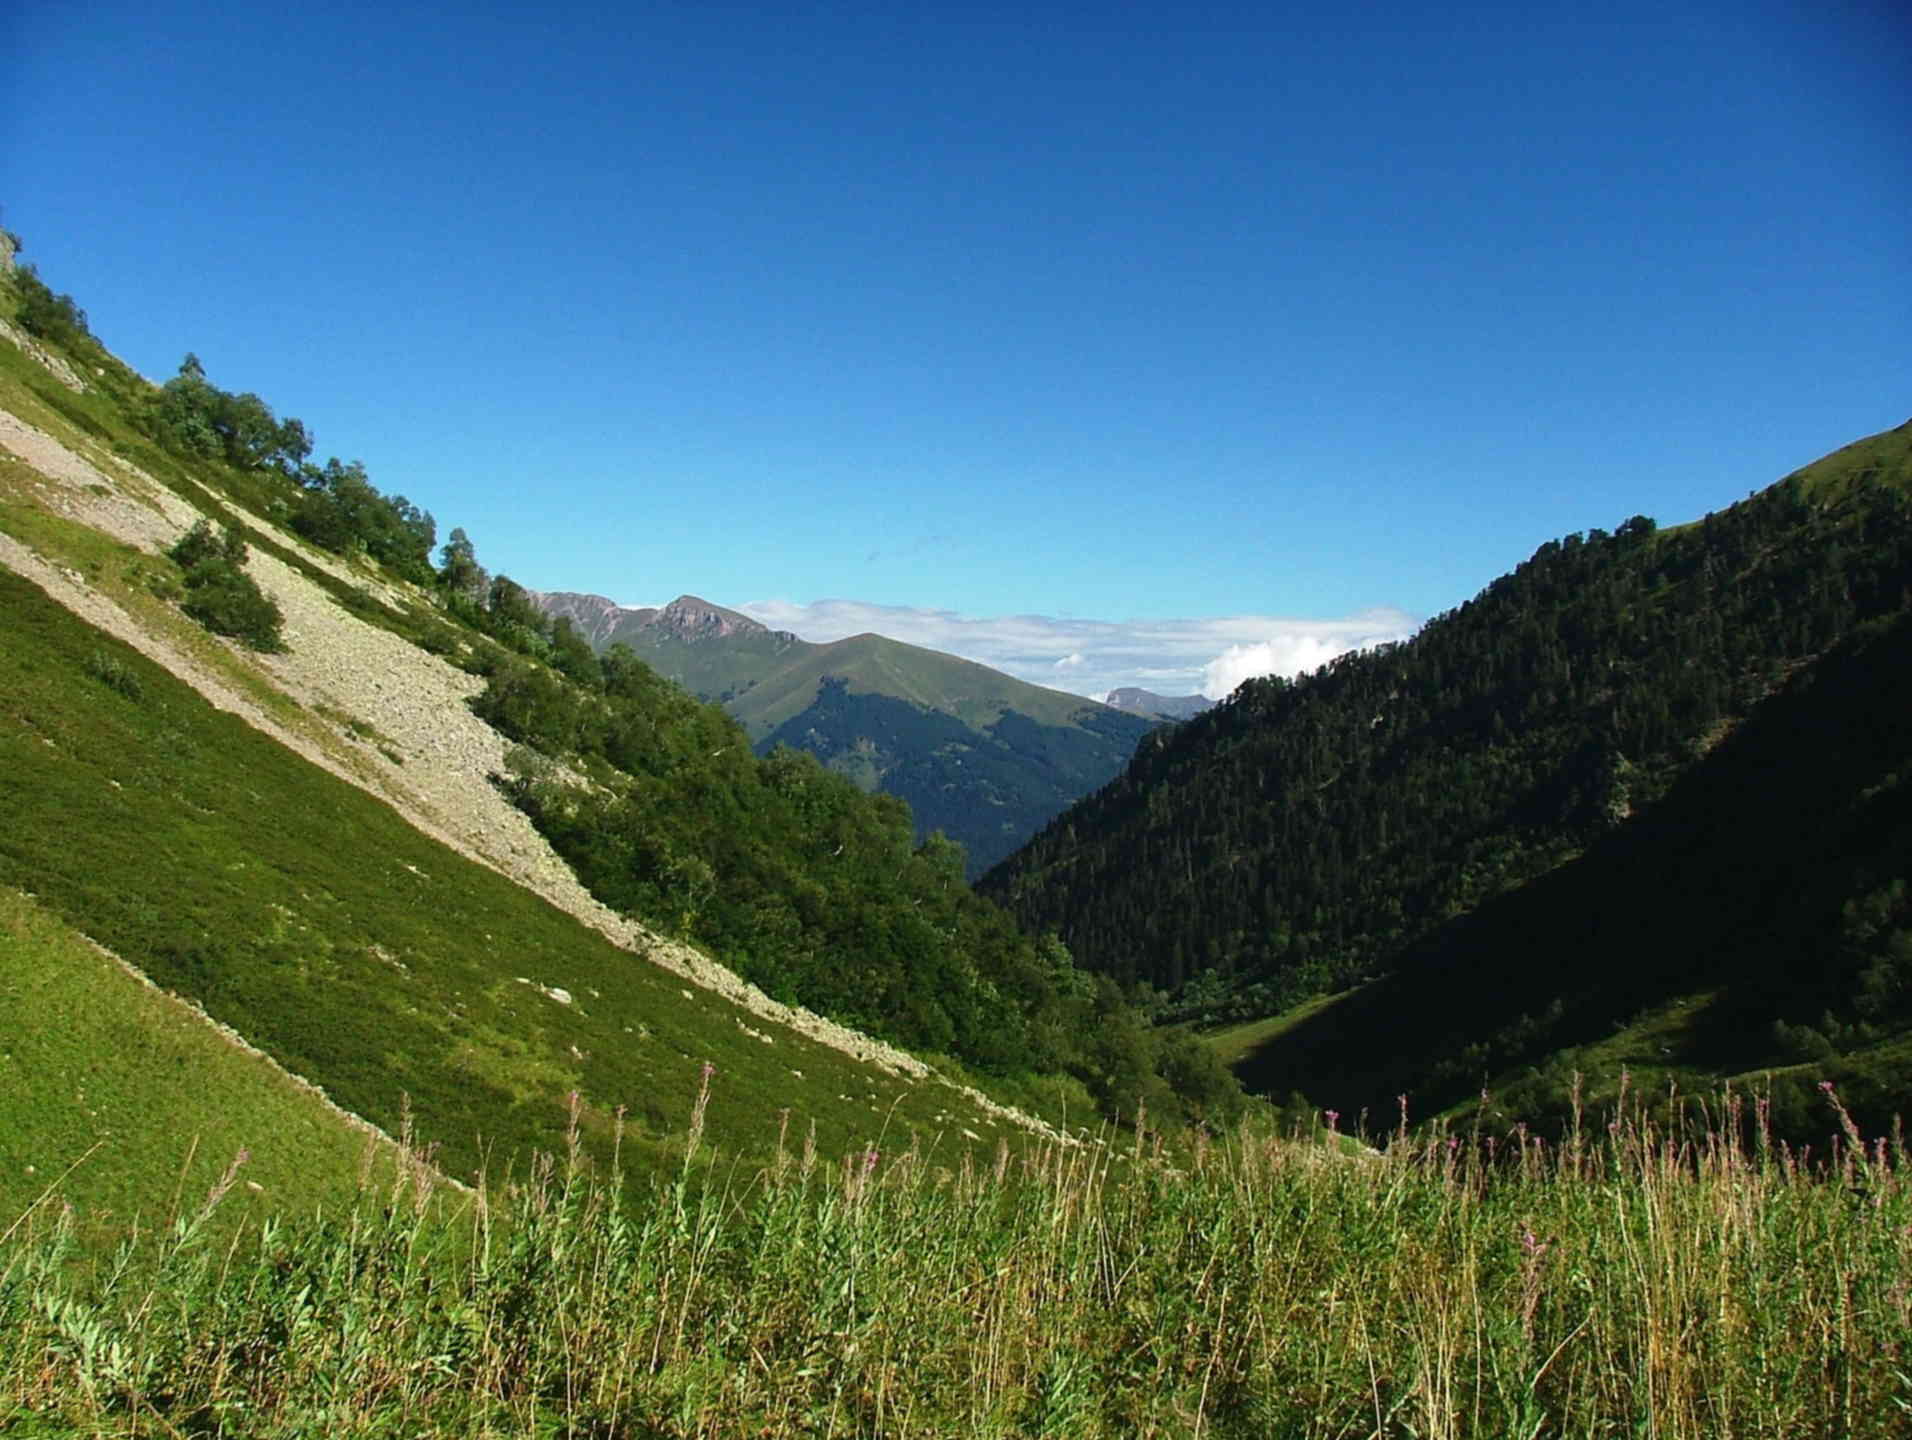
0 886 396 1233
597 611 808 720
726 632 1106 739
1789 414 1912 500
0 571 1040 1197
599 614 1120 743
0 299 1066 1215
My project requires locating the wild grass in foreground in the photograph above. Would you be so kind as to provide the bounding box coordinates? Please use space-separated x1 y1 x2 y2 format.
4 1085 1910 1438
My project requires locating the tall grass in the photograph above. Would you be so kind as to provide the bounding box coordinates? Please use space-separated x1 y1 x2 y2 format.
5 1083 1909 1437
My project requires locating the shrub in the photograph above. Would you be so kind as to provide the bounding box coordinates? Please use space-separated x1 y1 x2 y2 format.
12 263 93 352
84 649 144 702
167 520 286 652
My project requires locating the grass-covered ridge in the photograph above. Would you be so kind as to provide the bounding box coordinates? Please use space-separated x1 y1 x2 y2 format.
536 590 1161 877
6 1093 1908 1437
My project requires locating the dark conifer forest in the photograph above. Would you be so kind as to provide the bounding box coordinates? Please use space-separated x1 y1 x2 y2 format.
981 420 1912 1129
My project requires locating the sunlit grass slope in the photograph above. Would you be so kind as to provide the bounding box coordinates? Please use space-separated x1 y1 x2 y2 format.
0 887 397 1232
0 568 1038 1204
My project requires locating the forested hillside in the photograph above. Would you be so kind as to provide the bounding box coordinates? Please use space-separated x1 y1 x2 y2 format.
1234 601 1912 1138
466 632 1237 1125
982 422 1912 1030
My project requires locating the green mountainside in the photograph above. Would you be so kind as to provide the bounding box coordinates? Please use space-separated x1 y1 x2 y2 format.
536 589 1158 877
8 228 1912 1440
982 420 1912 1132
0 248 1236 1231
1229 603 1912 1138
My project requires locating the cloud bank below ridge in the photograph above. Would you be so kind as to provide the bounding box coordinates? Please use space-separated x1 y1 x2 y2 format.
731 598 1420 703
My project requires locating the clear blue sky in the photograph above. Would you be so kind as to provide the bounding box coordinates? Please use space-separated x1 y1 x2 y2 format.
6 0 1908 688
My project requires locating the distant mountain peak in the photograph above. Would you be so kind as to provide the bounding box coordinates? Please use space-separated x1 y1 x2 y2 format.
656 595 766 641
1104 687 1213 721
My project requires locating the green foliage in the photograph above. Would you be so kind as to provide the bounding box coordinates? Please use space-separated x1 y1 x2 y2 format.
1226 606 1912 1135
290 457 435 581
0 888 393 1233
6 1097 1911 1437
166 519 285 652
436 525 487 603
0 570 1053 1196
146 354 312 475
548 615 602 688
10 262 94 354
466 641 1231 1124
82 649 143 702
139 353 433 581
987 427 1912 1025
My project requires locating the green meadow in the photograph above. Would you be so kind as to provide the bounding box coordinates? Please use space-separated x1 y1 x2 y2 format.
7 1093 1908 1437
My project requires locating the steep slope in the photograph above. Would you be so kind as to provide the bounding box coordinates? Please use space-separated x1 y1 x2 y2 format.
982 421 1912 1027
537 589 1158 876
0 555 1051 1194
1 886 419 1229
1 249 1238 1208
1229 604 1912 1141
0 271 1086 1200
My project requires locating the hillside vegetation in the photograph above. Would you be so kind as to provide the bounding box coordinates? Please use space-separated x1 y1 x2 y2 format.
10 1096 1909 1438
0 564 1029 1193
983 420 1912 1130
462 600 1238 1126
1233 603 1912 1134
7 232 1912 1440
0 243 1235 1233
0 886 406 1232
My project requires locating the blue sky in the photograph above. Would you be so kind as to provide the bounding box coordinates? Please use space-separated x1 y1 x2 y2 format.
6 0 1908 697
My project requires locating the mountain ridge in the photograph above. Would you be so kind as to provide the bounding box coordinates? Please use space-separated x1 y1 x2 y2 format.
535 586 1158 875
1104 686 1214 721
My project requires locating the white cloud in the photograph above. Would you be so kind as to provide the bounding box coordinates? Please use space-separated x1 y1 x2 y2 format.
1200 616 1419 698
735 598 1419 702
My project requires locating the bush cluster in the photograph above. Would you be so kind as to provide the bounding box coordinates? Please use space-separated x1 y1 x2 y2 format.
167 520 285 652
10 261 95 354
145 355 437 583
